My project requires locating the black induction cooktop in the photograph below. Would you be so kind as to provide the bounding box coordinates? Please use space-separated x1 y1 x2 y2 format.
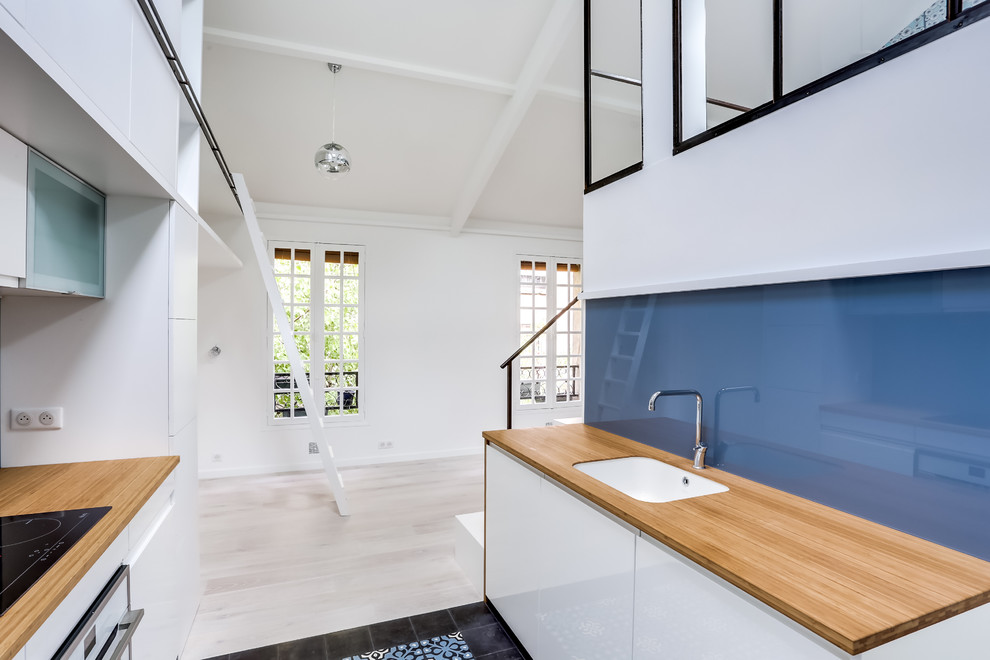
0 507 111 616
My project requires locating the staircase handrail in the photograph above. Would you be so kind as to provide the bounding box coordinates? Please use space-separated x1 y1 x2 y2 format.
500 293 582 429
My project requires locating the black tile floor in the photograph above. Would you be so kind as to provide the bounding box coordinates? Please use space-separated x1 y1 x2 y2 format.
204 602 526 660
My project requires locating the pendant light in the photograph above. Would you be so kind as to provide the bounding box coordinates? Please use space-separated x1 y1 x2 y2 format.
314 63 352 180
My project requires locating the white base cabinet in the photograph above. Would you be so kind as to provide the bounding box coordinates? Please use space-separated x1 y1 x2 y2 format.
485 443 990 660
485 444 542 653
485 445 636 659
634 534 843 659
128 494 181 660
21 475 177 660
538 475 635 660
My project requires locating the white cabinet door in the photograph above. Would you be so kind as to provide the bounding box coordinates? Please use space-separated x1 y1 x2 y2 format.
168 419 201 649
1 0 27 24
129 10 179 186
0 127 27 284
169 318 197 436
26 150 106 297
23 534 129 660
128 494 182 660
538 478 635 660
633 534 843 660
23 0 134 134
485 445 542 656
169 202 198 321
486 445 636 660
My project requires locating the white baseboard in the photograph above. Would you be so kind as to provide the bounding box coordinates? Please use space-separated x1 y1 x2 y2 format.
198 444 484 480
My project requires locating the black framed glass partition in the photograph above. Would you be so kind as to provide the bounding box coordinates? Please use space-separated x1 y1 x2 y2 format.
585 0 643 191
675 0 990 152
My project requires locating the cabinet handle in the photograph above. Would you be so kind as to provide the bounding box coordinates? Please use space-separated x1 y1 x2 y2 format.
101 608 144 660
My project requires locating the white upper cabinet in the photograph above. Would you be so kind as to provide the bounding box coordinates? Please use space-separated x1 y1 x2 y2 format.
130 11 179 186
26 150 106 297
22 0 135 136
1 0 27 24
0 126 27 285
15 0 182 189
155 0 183 47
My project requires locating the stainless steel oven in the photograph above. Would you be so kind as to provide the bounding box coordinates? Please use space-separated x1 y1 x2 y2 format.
52 566 144 660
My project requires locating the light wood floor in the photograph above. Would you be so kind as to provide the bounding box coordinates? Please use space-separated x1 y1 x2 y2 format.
181 454 485 659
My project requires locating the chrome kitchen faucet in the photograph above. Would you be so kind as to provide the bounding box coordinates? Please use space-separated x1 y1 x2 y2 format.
648 389 707 469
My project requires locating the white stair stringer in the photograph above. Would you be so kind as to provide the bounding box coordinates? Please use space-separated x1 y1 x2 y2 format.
233 173 350 516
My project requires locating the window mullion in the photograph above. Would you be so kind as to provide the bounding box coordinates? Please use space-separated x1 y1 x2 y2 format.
312 248 325 418
547 258 559 404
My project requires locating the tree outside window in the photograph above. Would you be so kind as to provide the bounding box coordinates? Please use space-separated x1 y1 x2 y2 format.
270 243 363 422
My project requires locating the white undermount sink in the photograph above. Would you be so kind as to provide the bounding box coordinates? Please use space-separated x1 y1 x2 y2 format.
574 456 729 503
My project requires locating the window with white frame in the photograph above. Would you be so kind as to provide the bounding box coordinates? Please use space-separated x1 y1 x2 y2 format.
518 258 582 408
270 243 363 423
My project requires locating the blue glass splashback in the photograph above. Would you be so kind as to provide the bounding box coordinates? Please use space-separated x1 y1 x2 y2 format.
585 267 990 561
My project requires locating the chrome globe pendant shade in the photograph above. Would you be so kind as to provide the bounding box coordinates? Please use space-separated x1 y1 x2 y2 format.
314 63 351 180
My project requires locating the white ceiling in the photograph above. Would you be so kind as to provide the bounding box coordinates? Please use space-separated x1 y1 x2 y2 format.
198 0 585 236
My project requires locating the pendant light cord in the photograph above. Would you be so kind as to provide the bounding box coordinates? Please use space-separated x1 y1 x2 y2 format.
328 62 342 144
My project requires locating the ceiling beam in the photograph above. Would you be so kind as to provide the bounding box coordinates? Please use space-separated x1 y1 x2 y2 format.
203 27 583 104
253 202 583 242
447 0 580 237
204 27 516 96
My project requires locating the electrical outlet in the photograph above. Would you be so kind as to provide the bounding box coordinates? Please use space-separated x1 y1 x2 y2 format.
308 441 320 454
211 453 223 463
10 407 63 430
378 440 394 450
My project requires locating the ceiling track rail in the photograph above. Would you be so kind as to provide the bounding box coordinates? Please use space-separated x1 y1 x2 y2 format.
134 0 241 210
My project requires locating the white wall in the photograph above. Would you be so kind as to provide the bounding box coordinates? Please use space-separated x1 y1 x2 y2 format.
197 213 581 477
584 3 990 295
0 196 171 466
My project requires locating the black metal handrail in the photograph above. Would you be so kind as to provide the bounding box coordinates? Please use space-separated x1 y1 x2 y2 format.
500 294 581 429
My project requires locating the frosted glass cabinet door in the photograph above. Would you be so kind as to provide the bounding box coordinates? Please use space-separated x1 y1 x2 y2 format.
26 150 106 297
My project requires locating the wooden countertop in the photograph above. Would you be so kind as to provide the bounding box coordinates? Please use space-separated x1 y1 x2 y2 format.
483 425 990 655
0 456 178 660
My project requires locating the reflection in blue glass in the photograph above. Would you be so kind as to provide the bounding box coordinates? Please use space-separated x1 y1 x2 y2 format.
585 267 990 561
